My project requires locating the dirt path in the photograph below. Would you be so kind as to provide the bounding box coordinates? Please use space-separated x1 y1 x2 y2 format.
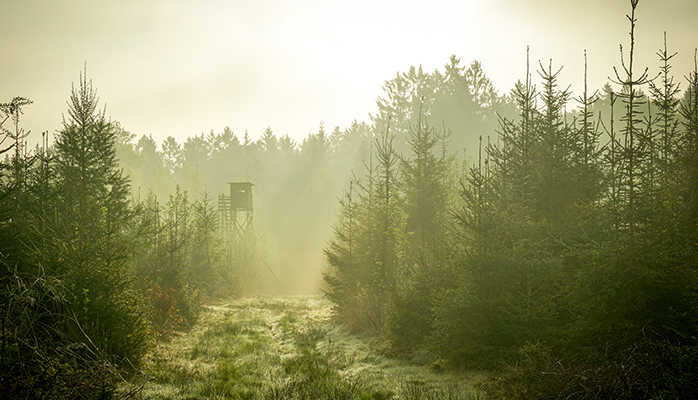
140 295 487 399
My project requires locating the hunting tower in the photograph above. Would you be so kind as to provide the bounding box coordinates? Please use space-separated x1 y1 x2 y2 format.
219 182 253 239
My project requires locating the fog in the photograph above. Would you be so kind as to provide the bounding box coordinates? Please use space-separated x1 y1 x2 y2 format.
4 0 698 296
4 0 697 148
5 1 698 397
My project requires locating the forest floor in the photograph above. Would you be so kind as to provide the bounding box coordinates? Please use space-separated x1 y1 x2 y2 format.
137 295 489 399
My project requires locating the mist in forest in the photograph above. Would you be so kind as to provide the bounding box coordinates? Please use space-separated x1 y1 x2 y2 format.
4 0 698 398
3 0 698 148
4 0 698 297
113 121 369 295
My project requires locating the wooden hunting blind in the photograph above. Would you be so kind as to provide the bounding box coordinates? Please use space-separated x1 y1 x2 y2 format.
219 182 253 239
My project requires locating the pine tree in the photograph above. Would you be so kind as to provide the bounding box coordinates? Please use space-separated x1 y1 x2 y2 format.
55 68 131 240
389 112 454 350
323 122 408 334
401 111 448 254
678 50 698 258
0 97 34 228
48 67 148 363
190 189 232 298
323 177 362 324
610 0 652 252
533 59 576 236
649 33 681 187
573 51 603 208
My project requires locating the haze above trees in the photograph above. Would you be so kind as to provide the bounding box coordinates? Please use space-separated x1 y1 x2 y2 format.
2 1 698 398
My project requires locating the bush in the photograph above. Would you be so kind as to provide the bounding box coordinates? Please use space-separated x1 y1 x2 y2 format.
478 329 698 400
0 268 142 399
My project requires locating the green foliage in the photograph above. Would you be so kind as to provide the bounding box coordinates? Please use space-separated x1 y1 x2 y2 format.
42 69 150 366
389 112 456 351
190 190 235 298
131 186 230 338
389 265 437 353
3 1 698 397
326 3 698 399
324 126 411 335
0 88 145 398
0 268 141 399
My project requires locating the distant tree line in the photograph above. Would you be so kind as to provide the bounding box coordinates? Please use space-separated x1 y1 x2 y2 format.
323 1 698 398
110 53 511 296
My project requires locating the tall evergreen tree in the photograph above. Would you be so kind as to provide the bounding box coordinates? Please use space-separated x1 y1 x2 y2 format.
649 33 681 186
678 50 698 260
610 0 653 252
49 67 148 363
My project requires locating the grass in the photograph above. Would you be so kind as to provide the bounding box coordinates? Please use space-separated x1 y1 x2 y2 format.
139 295 487 399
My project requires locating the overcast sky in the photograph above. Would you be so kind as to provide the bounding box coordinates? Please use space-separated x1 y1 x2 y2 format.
3 0 697 148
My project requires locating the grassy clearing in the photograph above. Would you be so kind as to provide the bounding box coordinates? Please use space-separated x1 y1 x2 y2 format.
140 295 487 399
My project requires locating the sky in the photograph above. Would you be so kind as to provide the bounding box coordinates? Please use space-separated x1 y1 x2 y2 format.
3 0 698 148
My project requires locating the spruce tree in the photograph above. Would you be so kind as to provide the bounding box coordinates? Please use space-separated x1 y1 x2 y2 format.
677 50 698 270
573 51 604 209
390 112 453 350
401 111 448 254
610 0 652 252
323 177 362 325
50 67 148 364
533 59 576 237
649 33 681 186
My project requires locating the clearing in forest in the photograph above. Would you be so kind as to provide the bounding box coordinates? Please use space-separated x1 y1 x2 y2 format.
140 295 487 399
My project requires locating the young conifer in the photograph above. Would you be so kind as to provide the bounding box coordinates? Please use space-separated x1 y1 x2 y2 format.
648 33 681 186
611 0 652 251
50 67 148 364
